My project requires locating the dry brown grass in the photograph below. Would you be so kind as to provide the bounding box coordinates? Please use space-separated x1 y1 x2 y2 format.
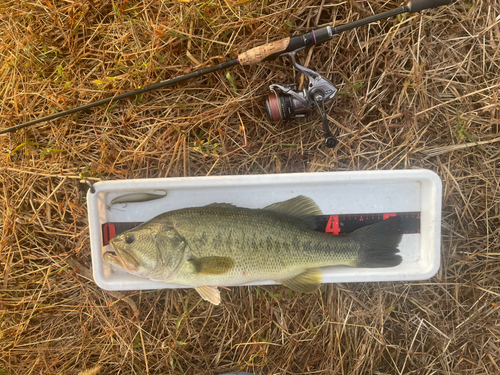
1 0 499 374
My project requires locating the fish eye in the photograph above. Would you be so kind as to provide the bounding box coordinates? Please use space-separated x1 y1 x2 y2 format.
125 234 135 244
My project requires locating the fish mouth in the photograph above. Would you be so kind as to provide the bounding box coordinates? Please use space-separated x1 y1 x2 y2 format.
105 244 140 271
104 250 119 261
103 250 127 269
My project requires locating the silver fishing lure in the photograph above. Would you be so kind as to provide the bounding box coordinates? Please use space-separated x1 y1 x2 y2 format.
110 190 167 205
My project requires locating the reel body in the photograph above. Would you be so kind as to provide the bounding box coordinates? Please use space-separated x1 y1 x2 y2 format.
265 51 339 148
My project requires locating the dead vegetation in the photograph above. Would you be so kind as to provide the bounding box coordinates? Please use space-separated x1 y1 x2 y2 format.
1 0 499 374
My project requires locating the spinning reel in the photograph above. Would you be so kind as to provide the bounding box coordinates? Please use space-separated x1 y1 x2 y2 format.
265 50 338 149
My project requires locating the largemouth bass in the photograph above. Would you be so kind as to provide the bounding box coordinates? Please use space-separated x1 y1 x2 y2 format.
104 196 402 305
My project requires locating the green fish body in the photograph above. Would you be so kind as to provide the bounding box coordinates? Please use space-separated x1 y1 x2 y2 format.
105 196 402 304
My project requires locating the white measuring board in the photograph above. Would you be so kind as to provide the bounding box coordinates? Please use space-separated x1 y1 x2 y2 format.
87 170 442 291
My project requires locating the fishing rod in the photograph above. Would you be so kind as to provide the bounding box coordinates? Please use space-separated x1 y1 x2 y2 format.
1 0 453 147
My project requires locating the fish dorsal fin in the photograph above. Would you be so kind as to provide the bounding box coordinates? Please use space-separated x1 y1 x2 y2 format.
204 202 238 209
189 256 234 275
279 269 323 293
264 196 322 229
195 286 221 305
264 195 323 217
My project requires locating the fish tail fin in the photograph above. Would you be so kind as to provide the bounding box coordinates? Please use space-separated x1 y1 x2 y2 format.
351 217 403 268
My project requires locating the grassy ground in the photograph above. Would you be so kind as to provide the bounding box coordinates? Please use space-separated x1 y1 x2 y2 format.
1 0 499 374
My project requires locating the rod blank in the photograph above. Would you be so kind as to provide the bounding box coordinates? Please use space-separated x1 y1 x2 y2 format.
0 60 239 135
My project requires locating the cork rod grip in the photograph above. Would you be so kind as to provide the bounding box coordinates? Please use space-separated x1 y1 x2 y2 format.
238 37 290 66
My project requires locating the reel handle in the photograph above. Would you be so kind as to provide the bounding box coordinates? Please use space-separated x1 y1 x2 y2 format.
408 0 453 13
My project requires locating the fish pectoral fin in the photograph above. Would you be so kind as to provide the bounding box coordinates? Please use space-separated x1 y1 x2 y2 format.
279 269 323 293
189 256 234 275
195 286 221 305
